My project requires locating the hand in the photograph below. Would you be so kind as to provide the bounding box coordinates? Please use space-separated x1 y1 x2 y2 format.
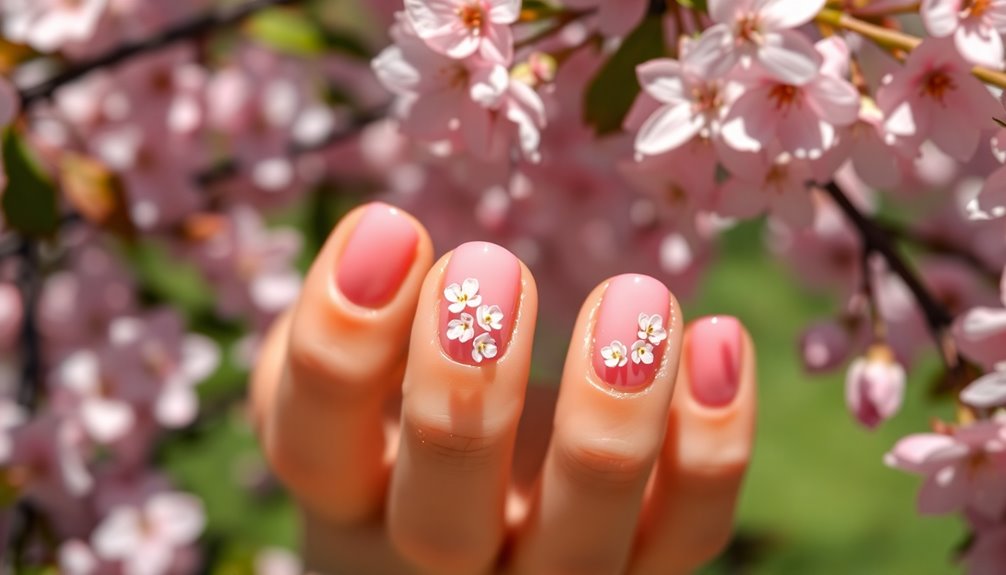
250 202 757 575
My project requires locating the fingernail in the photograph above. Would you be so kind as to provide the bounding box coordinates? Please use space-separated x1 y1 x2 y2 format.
592 274 672 389
336 203 419 308
688 316 743 407
439 242 520 366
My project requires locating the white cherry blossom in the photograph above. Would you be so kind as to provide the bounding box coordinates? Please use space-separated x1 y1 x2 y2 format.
447 312 476 343
637 313 667 345
472 332 498 363
476 304 503 331
601 340 629 368
444 278 482 313
631 340 655 365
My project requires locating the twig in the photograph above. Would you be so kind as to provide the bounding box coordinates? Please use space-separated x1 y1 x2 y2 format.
815 8 1006 89
876 219 1002 283
818 181 962 371
19 0 301 107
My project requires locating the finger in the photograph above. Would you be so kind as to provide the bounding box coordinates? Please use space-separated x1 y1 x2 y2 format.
510 274 683 575
263 202 432 524
629 316 756 575
248 309 292 436
387 242 538 575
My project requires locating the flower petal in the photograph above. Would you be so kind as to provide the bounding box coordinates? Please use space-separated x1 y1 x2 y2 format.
921 0 961 37
635 103 704 156
757 29 822 85
636 59 688 104
758 0 826 30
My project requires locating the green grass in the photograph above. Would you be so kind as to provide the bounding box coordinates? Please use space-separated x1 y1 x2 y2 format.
162 219 963 573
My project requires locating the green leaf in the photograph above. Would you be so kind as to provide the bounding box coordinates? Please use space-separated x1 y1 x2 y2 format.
2 128 58 237
676 0 708 11
245 8 327 56
583 15 665 136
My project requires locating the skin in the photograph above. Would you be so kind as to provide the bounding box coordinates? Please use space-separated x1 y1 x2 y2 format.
250 203 757 575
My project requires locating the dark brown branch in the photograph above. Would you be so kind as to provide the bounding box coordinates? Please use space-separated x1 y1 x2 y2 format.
876 218 1002 283
19 0 301 107
819 181 961 369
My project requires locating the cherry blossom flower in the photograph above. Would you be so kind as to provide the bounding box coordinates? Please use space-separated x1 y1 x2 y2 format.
921 0 1006 69
601 340 629 368
845 344 906 429
719 46 860 159
631 339 655 365
55 350 136 444
2 0 109 52
471 332 498 362
444 278 482 312
637 313 667 345
885 420 1006 518
447 312 476 342
476 304 503 331
699 0 827 84
92 491 205 575
959 370 1006 410
403 0 520 63
717 150 817 228
953 268 1006 370
876 38 1001 161
561 0 647 36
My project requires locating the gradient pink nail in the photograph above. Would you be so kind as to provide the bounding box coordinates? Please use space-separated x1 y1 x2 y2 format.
336 203 419 308
688 316 742 407
439 242 520 365
592 274 671 389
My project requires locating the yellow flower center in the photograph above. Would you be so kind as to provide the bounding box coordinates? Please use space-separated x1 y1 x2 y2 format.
458 4 484 32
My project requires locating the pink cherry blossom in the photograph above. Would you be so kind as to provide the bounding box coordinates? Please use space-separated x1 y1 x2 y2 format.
92 491 205 575
845 345 906 429
971 165 1006 220
953 267 1006 369
699 0 827 84
717 150 818 228
404 0 519 63
1 0 108 52
921 0 1006 69
885 420 1006 518
964 525 1006 575
877 38 1001 161
719 43 860 159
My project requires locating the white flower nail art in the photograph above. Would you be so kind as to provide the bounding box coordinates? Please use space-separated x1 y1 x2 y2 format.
631 340 654 365
472 333 498 363
637 313 667 345
444 278 482 313
476 304 503 331
447 313 475 343
601 340 629 368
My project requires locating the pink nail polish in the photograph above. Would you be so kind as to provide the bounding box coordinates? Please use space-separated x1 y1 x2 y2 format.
439 242 520 366
336 203 419 308
592 274 672 389
688 316 742 407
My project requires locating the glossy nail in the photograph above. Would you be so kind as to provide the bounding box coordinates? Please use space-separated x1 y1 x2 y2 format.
592 274 672 389
439 242 520 366
688 316 742 407
336 203 419 308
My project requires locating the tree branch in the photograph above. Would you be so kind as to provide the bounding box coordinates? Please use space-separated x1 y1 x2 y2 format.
818 181 962 370
19 0 302 107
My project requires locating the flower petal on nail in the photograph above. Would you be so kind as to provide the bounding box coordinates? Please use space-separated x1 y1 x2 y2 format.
472 332 498 363
637 313 668 345
447 312 475 342
477 304 504 331
631 339 655 365
601 340 629 368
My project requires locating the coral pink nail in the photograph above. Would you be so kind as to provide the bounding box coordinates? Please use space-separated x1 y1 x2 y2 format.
439 242 520 366
592 274 672 389
688 316 743 407
336 203 419 308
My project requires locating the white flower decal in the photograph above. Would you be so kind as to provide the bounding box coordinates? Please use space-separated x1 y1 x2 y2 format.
637 313 667 345
631 340 654 365
444 278 482 313
472 333 498 363
447 313 475 343
601 340 629 368
476 304 504 331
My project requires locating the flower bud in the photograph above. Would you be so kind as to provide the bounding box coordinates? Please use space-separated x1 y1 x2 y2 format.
845 344 905 430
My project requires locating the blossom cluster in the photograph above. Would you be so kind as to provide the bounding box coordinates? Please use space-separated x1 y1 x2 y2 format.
445 278 504 362
600 312 666 368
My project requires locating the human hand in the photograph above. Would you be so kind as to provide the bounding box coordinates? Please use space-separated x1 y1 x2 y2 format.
250 202 757 575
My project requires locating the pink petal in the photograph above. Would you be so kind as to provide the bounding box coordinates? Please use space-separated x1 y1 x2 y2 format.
81 399 134 443
921 0 962 37
972 165 1006 219
479 22 513 64
92 507 143 559
597 0 647 36
954 22 1005 69
958 307 1006 339
635 103 704 156
851 127 902 190
636 59 688 104
688 24 739 78
718 177 770 219
929 103 981 161
884 433 964 473
488 0 521 24
769 176 816 229
469 64 509 107
154 384 198 428
917 465 970 514
708 0 752 25
805 75 860 126
756 29 822 85
959 371 1006 409
758 0 827 30
720 86 778 152
404 0 461 36
434 27 482 59
146 493 205 545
